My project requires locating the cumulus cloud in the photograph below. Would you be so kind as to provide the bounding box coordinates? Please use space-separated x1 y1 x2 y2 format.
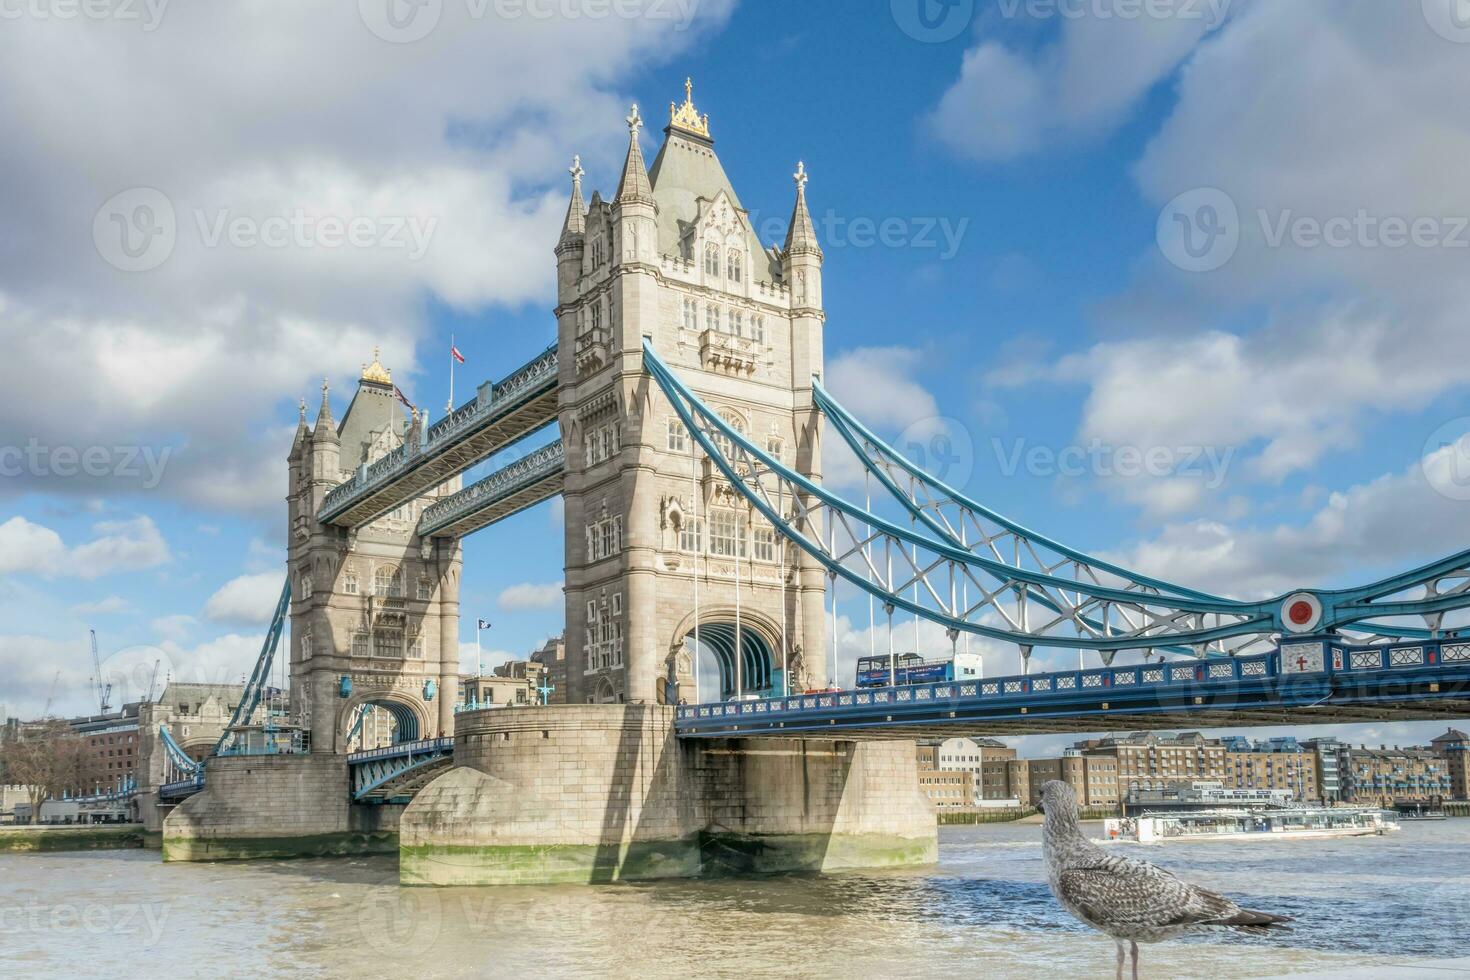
823 346 952 491
70 595 135 616
204 572 284 625
0 515 169 579
497 582 564 611
0 3 733 518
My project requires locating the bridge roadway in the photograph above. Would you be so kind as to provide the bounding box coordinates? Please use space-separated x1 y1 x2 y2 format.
317 344 558 530
674 636 1470 740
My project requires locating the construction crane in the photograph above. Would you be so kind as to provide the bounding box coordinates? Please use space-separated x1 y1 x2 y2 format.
42 670 60 719
89 628 112 714
147 658 161 703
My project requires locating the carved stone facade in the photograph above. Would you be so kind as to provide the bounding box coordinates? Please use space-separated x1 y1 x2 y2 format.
286 358 463 753
555 84 828 705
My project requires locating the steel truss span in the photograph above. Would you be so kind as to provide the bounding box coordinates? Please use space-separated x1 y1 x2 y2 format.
644 341 1470 658
676 636 1470 739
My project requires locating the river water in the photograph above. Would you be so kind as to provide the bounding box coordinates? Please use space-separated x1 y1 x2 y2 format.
3 821 1467 978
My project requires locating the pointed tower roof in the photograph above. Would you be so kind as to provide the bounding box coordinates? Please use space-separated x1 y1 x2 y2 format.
615 103 654 205
559 155 587 244
783 160 821 257
313 377 338 443
290 398 310 458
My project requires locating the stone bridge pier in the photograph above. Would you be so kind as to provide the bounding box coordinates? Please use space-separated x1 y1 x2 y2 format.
398 704 936 885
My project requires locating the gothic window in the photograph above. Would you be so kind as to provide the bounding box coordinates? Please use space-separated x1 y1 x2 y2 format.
751 315 765 344
765 435 783 459
584 421 621 468
708 509 747 558
298 571 313 601
682 297 697 331
753 527 776 563
714 410 745 459
300 627 313 660
417 577 432 600
590 301 602 334
705 302 718 332
731 310 743 338
611 593 622 618
726 249 742 282
586 516 624 562
704 243 720 277
667 418 688 453
679 516 704 553
351 631 371 658
409 633 425 659
374 565 403 598
374 628 403 658
343 566 359 595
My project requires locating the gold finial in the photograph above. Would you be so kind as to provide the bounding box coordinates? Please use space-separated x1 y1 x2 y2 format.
668 76 710 139
794 160 808 191
361 346 392 385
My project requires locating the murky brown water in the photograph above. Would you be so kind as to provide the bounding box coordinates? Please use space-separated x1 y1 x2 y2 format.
3 821 1467 978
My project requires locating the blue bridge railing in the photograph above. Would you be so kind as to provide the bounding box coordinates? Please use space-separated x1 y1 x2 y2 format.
675 636 1470 736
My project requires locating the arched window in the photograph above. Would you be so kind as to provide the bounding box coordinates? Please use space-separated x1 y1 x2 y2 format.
714 409 745 459
704 243 720 277
342 565 359 596
731 310 743 338
726 249 742 282
374 565 403 598
298 571 313 601
705 303 718 333
751 315 765 344
682 297 697 331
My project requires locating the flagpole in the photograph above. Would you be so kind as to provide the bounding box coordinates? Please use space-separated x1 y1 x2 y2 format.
447 333 455 414
476 618 483 679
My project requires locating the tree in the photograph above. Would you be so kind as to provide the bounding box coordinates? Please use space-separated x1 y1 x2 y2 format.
0 722 101 824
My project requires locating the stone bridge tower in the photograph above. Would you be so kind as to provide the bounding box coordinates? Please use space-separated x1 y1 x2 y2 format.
556 81 828 705
286 357 462 752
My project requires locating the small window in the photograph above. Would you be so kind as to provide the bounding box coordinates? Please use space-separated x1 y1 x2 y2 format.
751 315 765 344
753 527 776 562
726 249 742 282
704 243 720 277
611 593 623 617
679 516 704 553
683 297 697 331
417 578 432 600
298 572 313 601
705 302 718 332
731 310 743 337
667 418 688 453
374 566 403 598
351 632 371 657
343 567 359 595
409 635 425 659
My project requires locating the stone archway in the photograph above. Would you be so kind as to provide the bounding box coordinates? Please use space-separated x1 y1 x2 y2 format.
335 692 430 752
670 607 787 701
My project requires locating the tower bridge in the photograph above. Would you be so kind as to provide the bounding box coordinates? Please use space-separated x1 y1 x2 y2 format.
147 81 1470 881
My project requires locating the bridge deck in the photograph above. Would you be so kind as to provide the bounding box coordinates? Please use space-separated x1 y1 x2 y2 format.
417 440 565 539
675 637 1470 740
318 345 558 528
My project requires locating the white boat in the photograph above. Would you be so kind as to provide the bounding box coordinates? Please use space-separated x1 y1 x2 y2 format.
1104 806 1399 843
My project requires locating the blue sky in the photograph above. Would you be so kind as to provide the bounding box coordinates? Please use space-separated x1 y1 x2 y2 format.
3 1 1470 754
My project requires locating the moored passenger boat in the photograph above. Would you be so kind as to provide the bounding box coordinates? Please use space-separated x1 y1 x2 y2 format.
1104 806 1398 843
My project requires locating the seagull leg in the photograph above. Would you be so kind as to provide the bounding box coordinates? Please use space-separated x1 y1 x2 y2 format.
1130 940 1139 980
1115 940 1125 980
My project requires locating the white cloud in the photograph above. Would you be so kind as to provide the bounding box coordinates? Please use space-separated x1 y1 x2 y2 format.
823 346 948 491
497 582 563 611
0 515 169 580
0 4 733 516
927 4 1228 161
70 595 135 616
204 572 283 625
151 614 197 643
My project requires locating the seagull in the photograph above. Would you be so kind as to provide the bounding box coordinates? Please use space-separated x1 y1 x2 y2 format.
1039 780 1292 980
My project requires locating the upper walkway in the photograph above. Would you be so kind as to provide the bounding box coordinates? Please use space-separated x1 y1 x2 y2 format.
318 344 558 528
674 635 1470 739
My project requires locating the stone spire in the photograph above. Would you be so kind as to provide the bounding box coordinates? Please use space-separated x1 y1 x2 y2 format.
313 376 337 441
783 160 821 257
559 154 586 245
615 103 654 205
290 397 310 457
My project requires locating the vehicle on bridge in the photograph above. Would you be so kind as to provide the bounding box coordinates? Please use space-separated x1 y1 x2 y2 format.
855 652 983 689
